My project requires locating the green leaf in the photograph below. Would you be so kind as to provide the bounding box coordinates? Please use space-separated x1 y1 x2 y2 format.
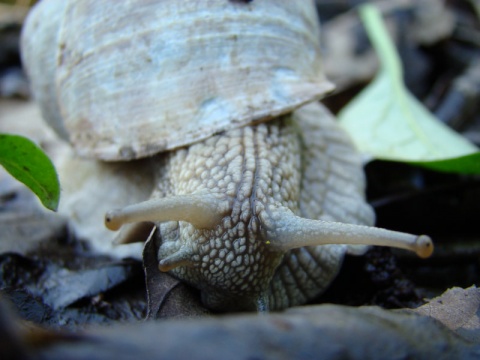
338 4 480 173
410 153 480 174
0 134 60 211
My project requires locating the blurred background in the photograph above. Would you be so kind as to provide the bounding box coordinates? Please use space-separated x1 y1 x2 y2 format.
0 0 479 317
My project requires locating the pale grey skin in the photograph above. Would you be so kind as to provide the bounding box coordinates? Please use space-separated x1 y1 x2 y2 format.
150 104 374 311
106 103 432 311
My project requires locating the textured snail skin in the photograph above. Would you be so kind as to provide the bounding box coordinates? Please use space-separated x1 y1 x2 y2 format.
150 103 374 311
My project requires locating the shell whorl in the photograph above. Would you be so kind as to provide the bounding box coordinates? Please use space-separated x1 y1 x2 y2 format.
21 0 333 160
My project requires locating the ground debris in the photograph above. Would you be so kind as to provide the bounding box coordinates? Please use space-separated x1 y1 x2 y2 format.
1 287 479 360
411 286 480 343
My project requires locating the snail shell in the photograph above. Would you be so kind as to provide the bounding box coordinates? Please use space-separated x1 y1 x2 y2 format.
21 0 433 311
22 0 333 160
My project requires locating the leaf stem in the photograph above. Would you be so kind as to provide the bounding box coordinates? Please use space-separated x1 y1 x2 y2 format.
359 4 403 82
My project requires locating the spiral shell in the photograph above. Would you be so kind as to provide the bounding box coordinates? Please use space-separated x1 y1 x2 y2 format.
22 0 333 160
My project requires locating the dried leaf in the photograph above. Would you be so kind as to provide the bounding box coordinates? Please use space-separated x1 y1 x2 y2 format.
413 286 480 343
143 228 208 319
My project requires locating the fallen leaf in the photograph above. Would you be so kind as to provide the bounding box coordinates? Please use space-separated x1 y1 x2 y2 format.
412 286 480 343
143 228 208 319
338 4 479 173
410 153 480 174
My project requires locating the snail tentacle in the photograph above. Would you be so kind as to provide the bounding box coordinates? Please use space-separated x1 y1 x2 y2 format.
105 194 230 231
158 247 195 272
265 207 433 258
112 222 156 244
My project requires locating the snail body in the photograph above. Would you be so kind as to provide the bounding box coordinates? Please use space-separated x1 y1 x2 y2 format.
22 0 432 311
146 103 374 310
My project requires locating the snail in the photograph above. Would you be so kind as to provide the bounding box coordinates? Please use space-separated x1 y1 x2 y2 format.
21 0 433 312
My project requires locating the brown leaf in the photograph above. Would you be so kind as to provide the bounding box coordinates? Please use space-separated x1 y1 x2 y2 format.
412 286 480 342
143 229 208 319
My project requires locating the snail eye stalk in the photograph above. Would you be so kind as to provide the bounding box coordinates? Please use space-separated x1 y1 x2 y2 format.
105 194 229 231
264 207 433 258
